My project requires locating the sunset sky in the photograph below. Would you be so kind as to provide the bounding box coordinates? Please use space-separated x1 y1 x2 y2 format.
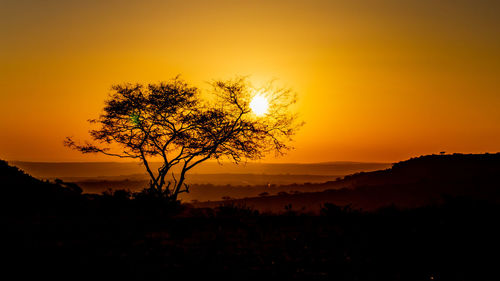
1 0 499 163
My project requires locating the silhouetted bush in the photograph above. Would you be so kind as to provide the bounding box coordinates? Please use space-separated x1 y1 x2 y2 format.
215 202 259 217
320 203 354 217
102 188 131 200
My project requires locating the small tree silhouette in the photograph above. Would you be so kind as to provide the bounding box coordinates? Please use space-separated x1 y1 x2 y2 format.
66 76 301 200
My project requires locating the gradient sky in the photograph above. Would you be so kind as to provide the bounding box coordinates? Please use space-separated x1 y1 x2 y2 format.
1 0 499 163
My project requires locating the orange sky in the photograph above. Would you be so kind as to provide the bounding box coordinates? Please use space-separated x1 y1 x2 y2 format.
1 0 499 163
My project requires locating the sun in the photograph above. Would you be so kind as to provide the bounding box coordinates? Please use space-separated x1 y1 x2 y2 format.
250 94 269 116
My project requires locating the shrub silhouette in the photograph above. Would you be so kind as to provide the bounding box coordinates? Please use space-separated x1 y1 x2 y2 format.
320 203 354 217
215 202 259 217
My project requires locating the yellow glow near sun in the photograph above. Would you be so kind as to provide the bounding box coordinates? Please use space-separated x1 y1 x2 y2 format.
250 94 269 116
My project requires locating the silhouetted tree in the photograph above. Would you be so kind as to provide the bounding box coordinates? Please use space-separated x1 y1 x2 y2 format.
66 77 301 200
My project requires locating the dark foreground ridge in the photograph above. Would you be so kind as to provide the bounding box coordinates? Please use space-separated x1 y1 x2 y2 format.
1 155 499 280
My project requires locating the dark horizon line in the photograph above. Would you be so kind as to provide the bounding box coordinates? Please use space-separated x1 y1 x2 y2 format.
8 159 390 165
7 152 500 165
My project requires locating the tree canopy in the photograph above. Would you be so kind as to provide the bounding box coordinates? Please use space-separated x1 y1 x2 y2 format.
66 77 301 200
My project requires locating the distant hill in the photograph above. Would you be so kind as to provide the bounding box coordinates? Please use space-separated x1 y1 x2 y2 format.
5 154 500 213
11 160 391 178
72 173 342 196
196 153 500 212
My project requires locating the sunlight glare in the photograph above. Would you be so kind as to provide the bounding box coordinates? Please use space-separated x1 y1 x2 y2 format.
250 94 269 116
